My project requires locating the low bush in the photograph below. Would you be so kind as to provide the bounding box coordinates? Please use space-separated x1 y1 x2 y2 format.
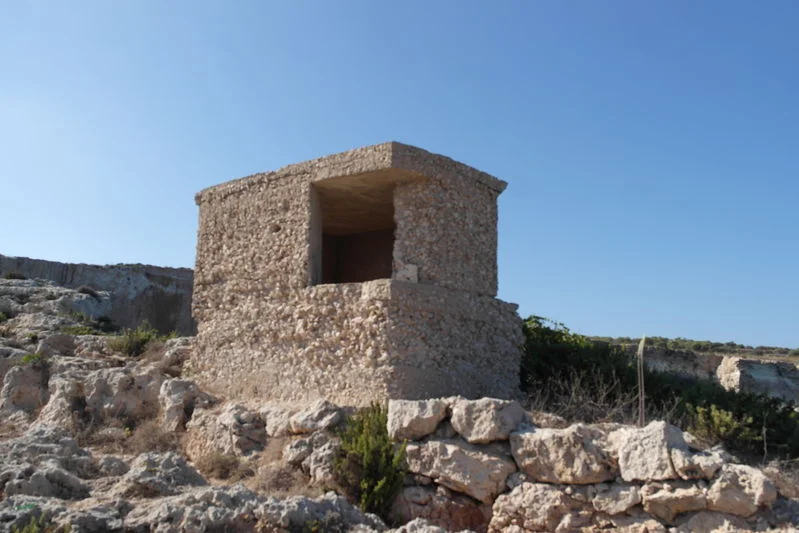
61 315 119 336
19 352 49 371
108 321 174 357
11 514 68 533
3 272 27 280
76 285 99 298
521 315 799 460
195 451 253 481
0 311 8 322
334 403 406 520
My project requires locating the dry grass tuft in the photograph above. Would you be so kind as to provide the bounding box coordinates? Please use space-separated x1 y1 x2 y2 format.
194 451 254 481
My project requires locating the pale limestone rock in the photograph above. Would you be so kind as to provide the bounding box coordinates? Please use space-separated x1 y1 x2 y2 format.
404 439 516 504
608 421 687 482
510 424 616 484
158 378 216 432
260 403 297 437
641 481 707 523
36 376 84 428
488 482 586 532
36 334 76 357
289 399 342 434
284 438 313 466
111 452 206 498
387 398 449 440
390 485 491 533
707 464 778 517
1 461 90 500
672 511 753 533
0 365 47 415
97 456 129 476
185 404 266 458
451 397 525 444
83 364 166 422
608 513 668 533
592 483 641 515
671 447 726 480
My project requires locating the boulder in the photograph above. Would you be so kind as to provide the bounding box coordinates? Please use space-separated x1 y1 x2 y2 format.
289 399 342 434
510 424 616 484
111 452 206 498
404 439 516 504
185 404 266 458
158 378 216 432
83 364 166 422
36 334 76 357
488 482 589 533
388 398 449 441
608 421 687 482
672 511 753 533
450 398 525 444
706 464 777 517
1 461 90 500
0 364 48 415
260 403 297 437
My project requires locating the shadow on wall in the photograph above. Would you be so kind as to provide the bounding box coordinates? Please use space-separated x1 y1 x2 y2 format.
0 253 195 335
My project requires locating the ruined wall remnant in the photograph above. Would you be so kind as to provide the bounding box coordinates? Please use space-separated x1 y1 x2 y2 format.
191 142 524 405
0 253 195 335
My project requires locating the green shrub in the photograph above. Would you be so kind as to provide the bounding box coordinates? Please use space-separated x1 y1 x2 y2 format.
107 321 172 357
19 352 49 371
11 513 68 533
3 272 27 280
61 314 119 336
0 311 8 323
334 403 406 519
521 315 799 460
26 332 39 344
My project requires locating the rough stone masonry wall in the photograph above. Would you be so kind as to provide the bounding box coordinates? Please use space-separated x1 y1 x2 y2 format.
192 142 522 406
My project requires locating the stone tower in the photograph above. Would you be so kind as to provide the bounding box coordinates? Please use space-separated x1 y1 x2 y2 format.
191 142 523 405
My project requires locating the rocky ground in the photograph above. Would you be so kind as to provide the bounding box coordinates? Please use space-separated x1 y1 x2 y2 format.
0 278 797 533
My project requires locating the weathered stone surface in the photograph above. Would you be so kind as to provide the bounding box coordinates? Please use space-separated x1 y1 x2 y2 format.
524 410 568 429
260 403 297 437
256 490 386 532
159 378 216 432
405 439 516 504
510 424 616 484
488 482 588 533
672 511 753 533
671 447 727 480
185 404 266 458
298 431 341 486
388 518 450 533
388 398 449 441
1 461 90 500
97 455 129 476
390 485 491 533
641 482 707 524
111 452 206 498
0 364 48 415
36 334 76 357
592 483 641 515
707 464 778 517
608 421 687 482
83 364 166 422
451 397 525 444
289 399 342 434
607 513 669 533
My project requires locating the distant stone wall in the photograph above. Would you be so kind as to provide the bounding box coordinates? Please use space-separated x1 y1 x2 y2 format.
0 253 194 335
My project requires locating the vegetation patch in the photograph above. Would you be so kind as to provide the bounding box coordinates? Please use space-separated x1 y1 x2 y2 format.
522 315 799 461
107 321 174 357
334 402 406 520
19 352 50 371
3 272 27 280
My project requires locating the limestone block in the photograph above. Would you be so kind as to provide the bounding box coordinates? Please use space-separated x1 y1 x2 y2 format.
641 482 707 524
289 399 342 434
707 464 777 517
510 425 617 484
488 482 588 533
451 397 525 444
404 439 516 504
592 483 641 515
608 421 687 482
388 398 449 441
390 485 492 533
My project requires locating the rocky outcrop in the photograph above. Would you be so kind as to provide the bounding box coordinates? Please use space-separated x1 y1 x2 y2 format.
0 253 194 334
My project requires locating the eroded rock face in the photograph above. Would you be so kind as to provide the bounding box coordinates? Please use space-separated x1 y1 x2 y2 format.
641 482 708 524
289 399 343 434
0 364 48 416
111 452 207 498
159 378 216 432
591 483 641 515
510 424 617 484
717 356 799 404
388 398 450 441
404 439 516 504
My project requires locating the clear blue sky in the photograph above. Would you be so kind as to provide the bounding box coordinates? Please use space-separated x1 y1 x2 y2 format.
2 1 797 348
